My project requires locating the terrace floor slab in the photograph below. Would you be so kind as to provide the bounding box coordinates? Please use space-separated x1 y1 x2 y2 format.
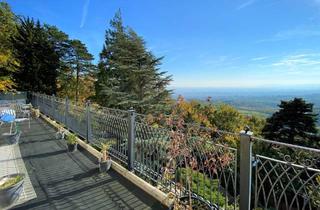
1 118 165 210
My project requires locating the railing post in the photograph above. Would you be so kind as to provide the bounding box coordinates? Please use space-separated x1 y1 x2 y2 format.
86 100 92 143
36 93 39 109
65 97 69 126
128 107 136 171
51 94 55 119
240 129 253 210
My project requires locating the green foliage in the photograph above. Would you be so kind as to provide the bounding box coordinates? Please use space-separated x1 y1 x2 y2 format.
244 115 266 137
173 96 265 136
262 98 319 148
176 168 228 208
210 103 243 132
56 38 96 103
0 2 18 92
98 139 116 161
95 11 172 113
9 15 95 98
67 39 94 103
309 176 320 208
0 175 23 190
66 133 77 145
44 24 70 58
12 18 59 94
100 140 116 152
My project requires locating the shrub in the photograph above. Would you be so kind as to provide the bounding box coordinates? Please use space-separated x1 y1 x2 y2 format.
176 168 228 207
66 133 77 145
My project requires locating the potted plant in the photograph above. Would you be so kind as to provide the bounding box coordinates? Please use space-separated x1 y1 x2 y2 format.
55 127 65 140
66 133 77 152
98 139 116 172
32 108 40 118
0 173 25 208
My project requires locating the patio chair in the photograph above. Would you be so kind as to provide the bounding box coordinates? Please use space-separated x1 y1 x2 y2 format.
10 103 31 129
8 123 22 144
0 109 16 134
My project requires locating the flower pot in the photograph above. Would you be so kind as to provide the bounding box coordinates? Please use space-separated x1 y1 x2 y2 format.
0 173 25 209
55 130 65 140
99 159 112 172
67 143 77 152
32 109 40 118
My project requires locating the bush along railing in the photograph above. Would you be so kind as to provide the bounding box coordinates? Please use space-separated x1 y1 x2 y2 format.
134 110 239 209
30 92 320 210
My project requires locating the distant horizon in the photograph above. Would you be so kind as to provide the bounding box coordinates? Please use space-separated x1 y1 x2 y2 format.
171 85 320 101
170 84 320 90
171 86 320 119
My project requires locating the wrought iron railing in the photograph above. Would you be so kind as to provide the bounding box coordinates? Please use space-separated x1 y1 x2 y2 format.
30 92 320 210
252 137 320 210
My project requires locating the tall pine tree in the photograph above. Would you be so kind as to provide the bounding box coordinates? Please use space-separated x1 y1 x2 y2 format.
95 11 172 113
12 18 59 94
69 40 94 103
44 25 95 102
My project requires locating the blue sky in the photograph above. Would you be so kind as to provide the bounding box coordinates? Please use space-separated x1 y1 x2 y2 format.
5 0 320 88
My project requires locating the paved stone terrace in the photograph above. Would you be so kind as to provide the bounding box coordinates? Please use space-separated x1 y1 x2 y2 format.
1 118 166 210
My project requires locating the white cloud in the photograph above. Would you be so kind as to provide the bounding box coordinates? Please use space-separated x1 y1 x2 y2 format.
272 53 320 66
237 0 257 10
274 28 320 40
257 27 320 43
251 56 269 61
80 0 90 28
201 55 241 67
170 52 320 88
270 53 320 75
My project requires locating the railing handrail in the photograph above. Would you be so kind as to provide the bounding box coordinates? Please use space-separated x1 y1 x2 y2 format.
252 136 320 153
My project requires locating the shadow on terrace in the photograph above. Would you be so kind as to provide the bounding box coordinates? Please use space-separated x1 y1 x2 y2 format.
0 116 166 209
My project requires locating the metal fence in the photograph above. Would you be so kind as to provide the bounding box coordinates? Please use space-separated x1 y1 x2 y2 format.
30 92 320 210
0 91 27 105
252 137 320 210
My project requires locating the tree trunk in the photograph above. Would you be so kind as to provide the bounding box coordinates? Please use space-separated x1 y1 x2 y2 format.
75 63 80 103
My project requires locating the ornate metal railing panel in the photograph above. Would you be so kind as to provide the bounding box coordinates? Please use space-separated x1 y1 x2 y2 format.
66 102 87 138
52 97 66 125
170 128 239 210
134 115 239 209
134 121 170 182
36 93 53 118
90 108 129 164
252 137 320 210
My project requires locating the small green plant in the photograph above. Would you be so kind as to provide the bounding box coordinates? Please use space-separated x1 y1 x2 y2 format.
66 133 77 145
99 139 116 161
176 168 228 207
0 175 23 190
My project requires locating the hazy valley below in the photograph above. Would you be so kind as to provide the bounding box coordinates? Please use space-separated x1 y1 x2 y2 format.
172 87 320 124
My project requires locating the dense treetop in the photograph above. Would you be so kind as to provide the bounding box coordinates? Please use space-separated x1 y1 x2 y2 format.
262 98 319 148
95 11 172 113
0 2 18 92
